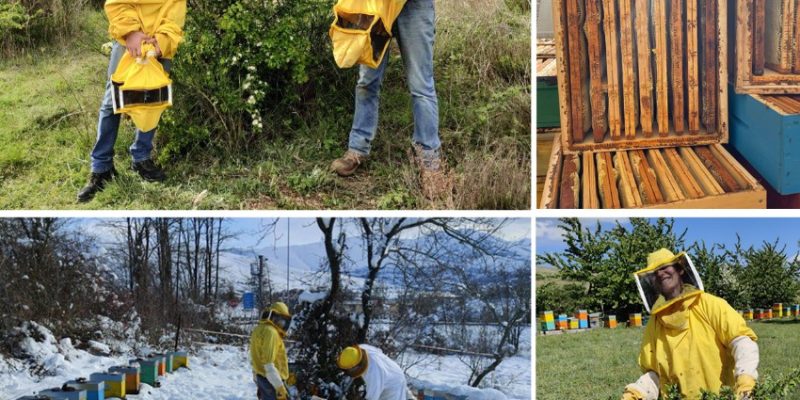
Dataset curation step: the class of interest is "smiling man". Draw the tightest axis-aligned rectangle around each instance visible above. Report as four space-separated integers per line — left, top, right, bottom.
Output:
620 249 760 400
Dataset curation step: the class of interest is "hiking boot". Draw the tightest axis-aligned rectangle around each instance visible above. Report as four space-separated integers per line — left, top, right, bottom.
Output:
330 150 368 177
132 159 166 182
413 145 449 200
77 167 117 203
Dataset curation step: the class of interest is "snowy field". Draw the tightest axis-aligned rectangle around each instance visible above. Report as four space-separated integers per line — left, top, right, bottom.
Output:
2 329 530 400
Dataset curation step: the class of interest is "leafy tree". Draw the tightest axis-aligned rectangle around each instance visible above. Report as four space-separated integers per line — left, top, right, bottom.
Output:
690 241 747 309
538 218 687 317
728 238 800 308
535 281 589 315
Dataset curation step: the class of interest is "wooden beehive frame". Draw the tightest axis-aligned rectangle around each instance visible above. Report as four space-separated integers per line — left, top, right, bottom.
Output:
733 0 800 93
552 0 729 153
540 137 766 209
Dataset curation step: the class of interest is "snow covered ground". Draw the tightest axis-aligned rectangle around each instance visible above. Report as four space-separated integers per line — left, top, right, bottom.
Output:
2 341 530 400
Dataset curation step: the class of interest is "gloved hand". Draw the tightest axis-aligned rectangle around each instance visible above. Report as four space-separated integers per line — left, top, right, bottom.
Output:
735 374 756 399
277 384 289 400
621 388 643 400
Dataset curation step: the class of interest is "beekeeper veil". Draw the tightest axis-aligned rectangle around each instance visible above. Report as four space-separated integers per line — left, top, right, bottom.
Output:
634 248 703 313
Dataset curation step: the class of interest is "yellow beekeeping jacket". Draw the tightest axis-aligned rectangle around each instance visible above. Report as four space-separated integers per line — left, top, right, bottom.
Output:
250 320 289 380
329 0 407 69
638 285 757 399
105 0 186 59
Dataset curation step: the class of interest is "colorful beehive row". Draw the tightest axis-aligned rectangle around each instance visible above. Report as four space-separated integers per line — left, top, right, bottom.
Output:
15 352 189 400
540 311 556 331
629 313 642 327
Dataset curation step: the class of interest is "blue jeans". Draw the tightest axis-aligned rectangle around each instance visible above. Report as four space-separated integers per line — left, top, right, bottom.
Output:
348 0 440 158
90 42 172 173
255 375 278 400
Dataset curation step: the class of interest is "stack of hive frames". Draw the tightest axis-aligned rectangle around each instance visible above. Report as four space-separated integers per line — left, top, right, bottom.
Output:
733 0 800 93
541 139 766 208
553 0 729 152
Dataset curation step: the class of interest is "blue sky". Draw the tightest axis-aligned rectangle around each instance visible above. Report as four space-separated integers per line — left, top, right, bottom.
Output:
537 218 800 257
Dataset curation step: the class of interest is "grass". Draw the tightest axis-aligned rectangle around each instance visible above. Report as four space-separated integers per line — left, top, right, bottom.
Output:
0 0 530 210
536 320 800 400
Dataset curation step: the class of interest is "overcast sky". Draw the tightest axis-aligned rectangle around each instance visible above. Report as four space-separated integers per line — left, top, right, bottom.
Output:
75 218 531 250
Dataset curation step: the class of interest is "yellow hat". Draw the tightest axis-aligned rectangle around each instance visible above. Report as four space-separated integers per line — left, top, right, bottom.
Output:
269 301 291 318
337 346 368 377
639 248 685 275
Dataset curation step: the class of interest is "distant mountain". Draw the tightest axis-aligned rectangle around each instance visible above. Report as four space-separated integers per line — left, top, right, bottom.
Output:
219 229 530 293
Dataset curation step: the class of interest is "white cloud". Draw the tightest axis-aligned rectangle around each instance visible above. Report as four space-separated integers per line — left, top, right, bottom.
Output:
535 219 564 241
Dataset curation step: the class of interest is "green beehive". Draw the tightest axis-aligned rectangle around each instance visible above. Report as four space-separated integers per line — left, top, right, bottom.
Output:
133 358 159 386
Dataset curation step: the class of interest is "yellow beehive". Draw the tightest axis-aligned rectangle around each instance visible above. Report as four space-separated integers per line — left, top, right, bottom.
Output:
90 372 126 398
171 351 189 369
766 308 773 319
569 317 579 329
745 309 753 320
773 303 783 318
629 313 642 327
605 315 618 329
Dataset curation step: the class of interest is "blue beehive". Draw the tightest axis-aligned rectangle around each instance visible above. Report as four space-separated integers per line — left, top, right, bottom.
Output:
730 89 800 195
37 388 87 400
63 378 104 400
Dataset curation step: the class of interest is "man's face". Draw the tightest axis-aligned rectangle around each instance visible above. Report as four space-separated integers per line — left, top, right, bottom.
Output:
654 263 683 295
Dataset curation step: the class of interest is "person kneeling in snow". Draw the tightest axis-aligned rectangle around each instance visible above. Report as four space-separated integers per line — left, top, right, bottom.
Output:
620 249 759 400
337 344 415 400
251 302 293 400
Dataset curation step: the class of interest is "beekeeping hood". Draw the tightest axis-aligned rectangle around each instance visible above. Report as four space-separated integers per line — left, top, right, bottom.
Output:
633 249 704 314
109 0 175 132
329 0 407 69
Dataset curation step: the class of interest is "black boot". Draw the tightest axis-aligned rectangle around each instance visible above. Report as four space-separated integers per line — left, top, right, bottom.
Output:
77 167 117 203
132 159 166 182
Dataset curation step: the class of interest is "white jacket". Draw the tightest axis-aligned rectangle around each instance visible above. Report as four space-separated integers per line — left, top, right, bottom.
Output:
360 344 408 400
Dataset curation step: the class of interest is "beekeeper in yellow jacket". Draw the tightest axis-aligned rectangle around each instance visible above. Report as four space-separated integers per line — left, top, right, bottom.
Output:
250 302 292 400
621 249 759 400
77 0 186 203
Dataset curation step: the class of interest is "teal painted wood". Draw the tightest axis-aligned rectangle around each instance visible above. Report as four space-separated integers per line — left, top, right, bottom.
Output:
729 88 800 195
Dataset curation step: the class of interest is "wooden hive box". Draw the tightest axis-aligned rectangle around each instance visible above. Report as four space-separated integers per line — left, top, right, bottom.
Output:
552 0 728 153
731 0 800 93
730 92 800 194
540 133 766 208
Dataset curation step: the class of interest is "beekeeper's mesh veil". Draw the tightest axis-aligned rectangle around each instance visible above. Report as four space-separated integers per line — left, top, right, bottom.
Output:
634 252 703 313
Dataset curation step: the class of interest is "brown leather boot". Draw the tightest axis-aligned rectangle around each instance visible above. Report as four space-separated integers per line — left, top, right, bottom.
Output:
330 150 368 176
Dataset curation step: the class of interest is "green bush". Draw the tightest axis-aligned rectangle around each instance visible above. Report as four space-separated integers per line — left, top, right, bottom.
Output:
0 0 90 55
160 0 352 155
654 369 800 400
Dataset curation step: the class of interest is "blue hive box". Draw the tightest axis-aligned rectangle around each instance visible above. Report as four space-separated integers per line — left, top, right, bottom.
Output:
63 378 104 400
37 388 87 400
730 89 800 195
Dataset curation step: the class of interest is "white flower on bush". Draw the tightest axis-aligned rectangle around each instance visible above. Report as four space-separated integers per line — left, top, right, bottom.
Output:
247 96 257 105
247 65 257 72
243 82 251 90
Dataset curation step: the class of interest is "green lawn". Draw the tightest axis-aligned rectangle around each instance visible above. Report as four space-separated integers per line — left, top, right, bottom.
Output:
0 2 531 210
536 320 800 400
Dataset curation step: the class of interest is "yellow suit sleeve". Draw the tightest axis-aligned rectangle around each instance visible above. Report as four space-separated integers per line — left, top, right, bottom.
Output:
702 294 757 346
637 317 658 374
105 2 143 44
154 0 186 59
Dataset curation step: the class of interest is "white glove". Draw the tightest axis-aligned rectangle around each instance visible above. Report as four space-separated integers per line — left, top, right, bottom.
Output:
624 371 660 400
731 336 759 380
264 363 287 394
